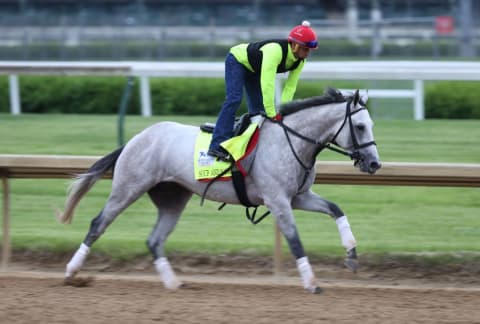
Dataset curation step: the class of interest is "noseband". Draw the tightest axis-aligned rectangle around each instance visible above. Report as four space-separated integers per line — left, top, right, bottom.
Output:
269 97 377 187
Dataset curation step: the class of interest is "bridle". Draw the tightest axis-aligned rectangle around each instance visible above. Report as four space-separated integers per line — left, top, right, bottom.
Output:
328 97 377 161
269 97 377 188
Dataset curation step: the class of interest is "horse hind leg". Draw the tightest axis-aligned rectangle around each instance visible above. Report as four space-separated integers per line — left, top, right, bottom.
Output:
65 183 152 279
147 182 192 289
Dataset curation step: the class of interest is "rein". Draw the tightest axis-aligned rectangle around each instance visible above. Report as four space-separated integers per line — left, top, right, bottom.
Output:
269 98 377 188
275 121 321 189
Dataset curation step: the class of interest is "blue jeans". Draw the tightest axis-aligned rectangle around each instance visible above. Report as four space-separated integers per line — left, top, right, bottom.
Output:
209 53 263 151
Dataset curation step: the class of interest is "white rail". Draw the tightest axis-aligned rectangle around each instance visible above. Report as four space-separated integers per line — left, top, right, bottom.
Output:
2 61 480 120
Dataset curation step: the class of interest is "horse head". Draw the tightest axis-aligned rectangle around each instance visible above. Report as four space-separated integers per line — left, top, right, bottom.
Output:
330 89 381 174
276 87 381 175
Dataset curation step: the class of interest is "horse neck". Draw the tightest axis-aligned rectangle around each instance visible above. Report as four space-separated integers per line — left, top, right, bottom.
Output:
281 102 345 156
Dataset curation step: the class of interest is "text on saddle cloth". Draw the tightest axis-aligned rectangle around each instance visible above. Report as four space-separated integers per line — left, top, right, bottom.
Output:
194 122 259 181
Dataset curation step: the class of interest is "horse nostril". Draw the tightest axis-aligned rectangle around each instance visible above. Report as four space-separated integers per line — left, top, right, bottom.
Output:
370 161 381 170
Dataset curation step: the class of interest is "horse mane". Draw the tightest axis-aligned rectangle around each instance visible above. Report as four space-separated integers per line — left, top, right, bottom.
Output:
278 87 347 116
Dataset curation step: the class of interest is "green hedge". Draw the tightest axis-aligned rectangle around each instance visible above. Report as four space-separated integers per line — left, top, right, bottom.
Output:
19 76 135 114
150 78 226 115
425 81 480 119
0 77 8 111
1 76 479 119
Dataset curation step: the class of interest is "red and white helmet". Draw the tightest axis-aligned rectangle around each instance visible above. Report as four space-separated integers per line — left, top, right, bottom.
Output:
288 20 318 49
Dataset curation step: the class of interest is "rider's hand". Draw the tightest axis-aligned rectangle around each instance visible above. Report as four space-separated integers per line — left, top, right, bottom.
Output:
261 110 282 121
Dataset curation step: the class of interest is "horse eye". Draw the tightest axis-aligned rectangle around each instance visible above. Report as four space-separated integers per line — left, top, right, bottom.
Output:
356 124 365 132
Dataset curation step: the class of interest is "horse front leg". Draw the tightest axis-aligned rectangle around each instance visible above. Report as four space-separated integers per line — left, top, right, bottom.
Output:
291 190 358 273
266 199 322 294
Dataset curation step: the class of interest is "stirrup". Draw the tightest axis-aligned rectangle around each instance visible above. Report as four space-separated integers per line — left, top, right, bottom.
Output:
208 148 233 162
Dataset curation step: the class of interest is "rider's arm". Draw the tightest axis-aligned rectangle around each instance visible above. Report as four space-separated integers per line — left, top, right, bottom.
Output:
259 43 283 118
281 60 305 103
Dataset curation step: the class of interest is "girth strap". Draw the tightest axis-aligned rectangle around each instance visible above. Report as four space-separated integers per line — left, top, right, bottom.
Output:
232 164 271 225
231 164 255 207
200 160 270 225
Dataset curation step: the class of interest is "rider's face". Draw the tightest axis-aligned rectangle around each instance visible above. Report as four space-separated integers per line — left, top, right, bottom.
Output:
292 43 312 59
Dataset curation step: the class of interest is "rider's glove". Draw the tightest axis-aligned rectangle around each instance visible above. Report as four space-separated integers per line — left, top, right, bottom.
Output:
272 113 282 121
261 110 282 121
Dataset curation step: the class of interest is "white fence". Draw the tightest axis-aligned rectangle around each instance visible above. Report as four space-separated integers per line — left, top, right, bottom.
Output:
2 61 480 120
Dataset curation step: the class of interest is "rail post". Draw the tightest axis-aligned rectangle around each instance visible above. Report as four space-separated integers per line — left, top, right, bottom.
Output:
414 80 424 120
1 177 10 270
117 76 135 147
8 75 21 115
140 76 152 117
273 223 283 276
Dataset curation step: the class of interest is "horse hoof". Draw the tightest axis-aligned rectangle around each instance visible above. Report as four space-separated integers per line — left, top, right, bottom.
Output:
64 276 94 287
344 258 359 273
164 280 185 290
344 247 359 273
306 286 323 294
313 286 323 294
178 282 187 289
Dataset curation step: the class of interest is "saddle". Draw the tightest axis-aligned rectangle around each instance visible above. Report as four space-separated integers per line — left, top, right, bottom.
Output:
200 113 270 224
200 113 253 137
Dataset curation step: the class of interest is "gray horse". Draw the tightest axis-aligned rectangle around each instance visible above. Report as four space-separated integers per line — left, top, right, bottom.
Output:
58 88 381 294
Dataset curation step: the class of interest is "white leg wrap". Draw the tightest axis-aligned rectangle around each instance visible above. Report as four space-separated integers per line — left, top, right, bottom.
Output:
336 216 357 251
154 257 183 289
65 243 90 278
296 256 317 292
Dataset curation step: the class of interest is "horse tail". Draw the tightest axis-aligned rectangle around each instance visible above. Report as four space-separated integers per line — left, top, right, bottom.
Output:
56 146 124 224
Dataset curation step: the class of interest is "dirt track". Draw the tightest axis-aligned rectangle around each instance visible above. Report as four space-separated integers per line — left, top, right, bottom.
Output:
1 272 480 324
2 259 480 324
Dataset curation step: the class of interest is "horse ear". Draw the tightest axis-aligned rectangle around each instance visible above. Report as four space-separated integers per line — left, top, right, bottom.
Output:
353 89 360 106
362 90 369 104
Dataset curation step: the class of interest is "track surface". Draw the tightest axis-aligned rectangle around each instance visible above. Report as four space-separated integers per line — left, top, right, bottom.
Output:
1 268 480 324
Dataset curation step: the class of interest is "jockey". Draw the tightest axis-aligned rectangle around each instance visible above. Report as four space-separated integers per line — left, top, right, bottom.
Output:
208 20 318 162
